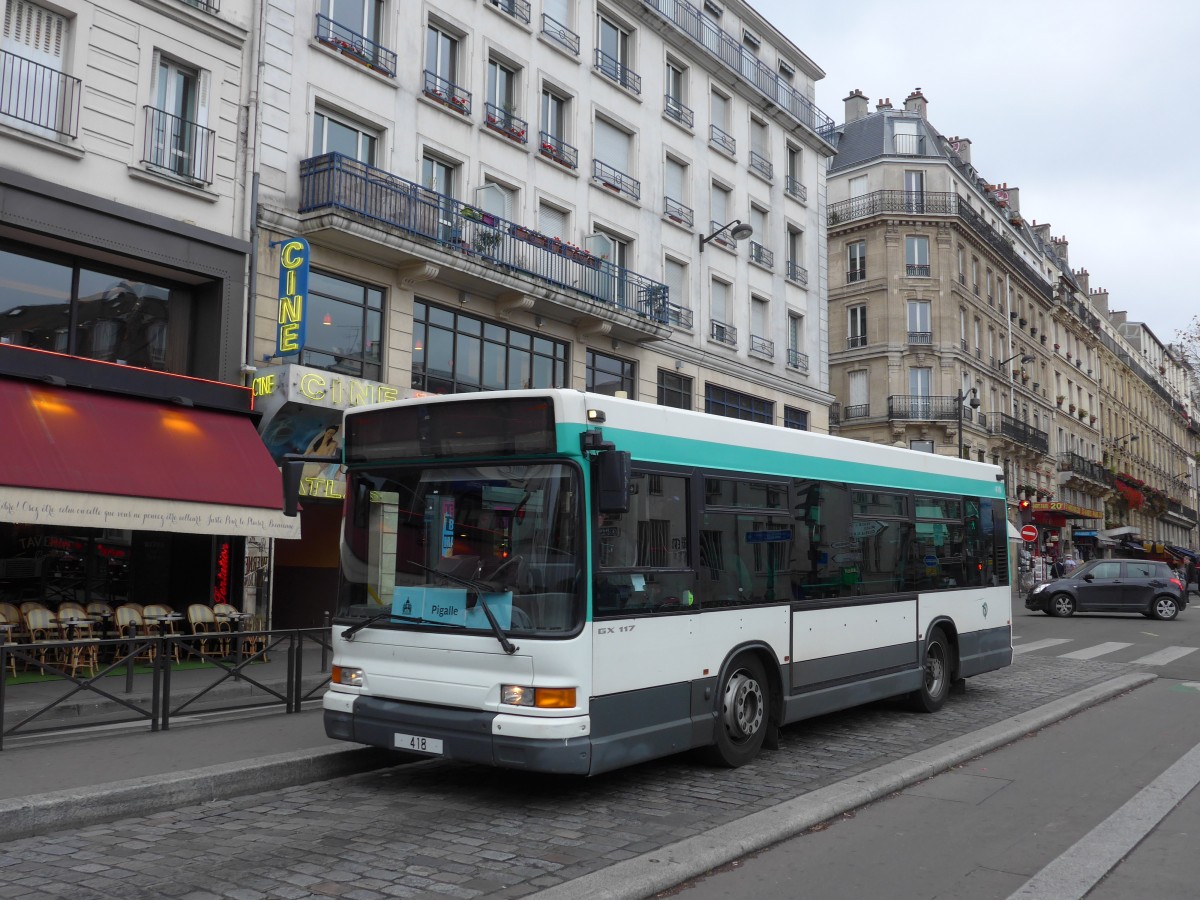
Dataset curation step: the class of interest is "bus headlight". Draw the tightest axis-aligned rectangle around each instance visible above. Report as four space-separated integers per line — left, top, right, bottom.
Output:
501 685 577 708
332 665 364 687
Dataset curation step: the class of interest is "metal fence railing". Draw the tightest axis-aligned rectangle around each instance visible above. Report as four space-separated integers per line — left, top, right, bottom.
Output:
0 49 82 138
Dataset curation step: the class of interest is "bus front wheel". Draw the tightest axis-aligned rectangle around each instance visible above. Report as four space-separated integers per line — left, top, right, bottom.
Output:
704 655 769 767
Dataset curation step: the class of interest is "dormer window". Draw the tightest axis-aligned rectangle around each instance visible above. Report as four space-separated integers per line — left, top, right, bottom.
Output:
702 0 722 18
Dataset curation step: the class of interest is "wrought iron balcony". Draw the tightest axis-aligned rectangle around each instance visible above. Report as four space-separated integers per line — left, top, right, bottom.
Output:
664 197 693 227
843 404 870 420
846 335 867 349
593 160 640 200
846 267 866 284
892 133 926 155
664 94 693 127
0 49 82 138
667 303 693 329
750 335 774 358
907 331 932 345
887 395 964 421
785 176 807 202
483 102 528 143
640 0 835 141
315 14 397 77
539 132 577 169
828 190 1054 301
995 412 1049 454
749 151 773 180
540 14 579 54
710 319 737 347
706 220 737 251
142 106 215 184
487 0 530 25
710 124 735 155
906 264 931 277
1058 451 1113 486
183 0 220 12
786 261 808 285
298 153 670 324
594 49 641 93
749 242 773 269
423 70 471 115
787 349 809 371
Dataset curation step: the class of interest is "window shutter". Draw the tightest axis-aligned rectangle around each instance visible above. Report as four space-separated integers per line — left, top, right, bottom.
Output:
665 158 684 202
538 202 567 240
543 0 569 24
3 0 67 69
193 67 212 180
664 259 686 308
710 279 727 321
710 186 727 223
848 370 868 407
593 118 627 170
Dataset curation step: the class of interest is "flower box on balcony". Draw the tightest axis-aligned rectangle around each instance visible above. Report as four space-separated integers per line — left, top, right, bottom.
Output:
1090 415 1097 424
1069 404 1076 413
1056 396 1064 406
1054 343 1061 350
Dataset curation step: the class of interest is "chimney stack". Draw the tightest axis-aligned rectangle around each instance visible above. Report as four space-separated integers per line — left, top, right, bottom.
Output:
1108 308 1126 326
1002 184 1020 214
1074 268 1089 293
844 88 869 123
1091 287 1110 315
903 88 928 118
949 135 972 164
876 97 892 111
1051 236 1069 267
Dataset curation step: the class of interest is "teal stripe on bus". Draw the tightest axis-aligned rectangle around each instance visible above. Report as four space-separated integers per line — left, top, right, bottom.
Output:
557 424 1005 498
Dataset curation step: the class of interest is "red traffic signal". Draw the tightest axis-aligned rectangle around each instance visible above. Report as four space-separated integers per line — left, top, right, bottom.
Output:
1018 499 1032 511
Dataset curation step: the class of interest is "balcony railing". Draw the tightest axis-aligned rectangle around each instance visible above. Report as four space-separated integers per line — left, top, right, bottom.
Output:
298 153 670 324
787 349 809 371
710 319 737 346
785 176 807 202
183 0 220 12
594 49 641 93
423 70 471 115
892 133 926 155
906 264 931 277
540 14 579 54
141 105 215 184
1058 451 1113 486
907 330 932 345
664 94 693 127
0 49 82 138
887 395 963 421
483 102 528 143
640 0 835 141
706 220 736 251
786 261 808 286
750 335 774 357
593 160 640 200
709 124 735 155
749 151 773 180
847 335 867 349
748 242 773 269
664 196 694 227
843 404 870 420
539 131 577 168
315 14 397 77
828 190 1054 301
667 303 693 329
487 0 531 24
846 268 866 284
996 412 1049 454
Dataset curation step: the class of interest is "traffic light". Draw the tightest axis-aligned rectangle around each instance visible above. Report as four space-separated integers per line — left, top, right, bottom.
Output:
1017 498 1032 524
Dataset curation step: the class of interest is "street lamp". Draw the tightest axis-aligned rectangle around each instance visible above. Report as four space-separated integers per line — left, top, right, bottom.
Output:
957 388 980 459
1105 433 1140 449
997 352 1036 371
699 219 754 253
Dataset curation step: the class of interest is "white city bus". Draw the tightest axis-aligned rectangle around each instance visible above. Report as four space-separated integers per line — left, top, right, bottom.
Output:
321 390 1012 774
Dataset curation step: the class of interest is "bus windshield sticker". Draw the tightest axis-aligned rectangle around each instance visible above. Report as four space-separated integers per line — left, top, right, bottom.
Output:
392 585 513 629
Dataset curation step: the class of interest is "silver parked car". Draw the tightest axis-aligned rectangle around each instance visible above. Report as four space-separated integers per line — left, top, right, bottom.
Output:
1025 558 1186 620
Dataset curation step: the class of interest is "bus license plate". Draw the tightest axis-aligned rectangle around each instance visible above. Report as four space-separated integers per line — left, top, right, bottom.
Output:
394 732 443 755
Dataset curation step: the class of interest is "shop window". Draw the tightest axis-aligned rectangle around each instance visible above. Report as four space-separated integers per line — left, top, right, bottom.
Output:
299 270 383 379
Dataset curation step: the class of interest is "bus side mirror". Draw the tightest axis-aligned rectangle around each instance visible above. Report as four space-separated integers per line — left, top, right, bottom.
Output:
596 450 631 514
282 460 305 517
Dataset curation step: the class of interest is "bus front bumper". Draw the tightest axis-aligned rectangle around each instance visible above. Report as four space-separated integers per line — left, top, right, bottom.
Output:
323 691 593 775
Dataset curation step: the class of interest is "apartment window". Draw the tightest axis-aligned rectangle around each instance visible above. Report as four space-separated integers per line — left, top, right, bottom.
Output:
596 13 637 91
750 296 769 342
304 270 384 379
587 348 635 398
709 90 733 153
783 407 808 431
847 240 865 282
664 59 691 126
905 235 929 276
705 385 772 424
664 156 690 224
848 304 867 348
425 24 459 82
959 308 967 348
657 369 692 409
748 207 769 266
664 257 688 325
541 86 567 141
907 299 931 343
986 269 994 301
903 170 924 211
312 107 377 163
786 227 804 283
849 174 868 198
957 245 966 284
847 370 868 416
2 0 78 138
785 144 804 199
146 54 212 182
710 277 728 323
321 0 383 42
594 117 633 181
421 153 457 240
911 440 935 453
971 256 980 294
973 317 981 353
486 59 516 111
537 201 568 240
413 301 567 393
749 117 771 179
787 312 805 370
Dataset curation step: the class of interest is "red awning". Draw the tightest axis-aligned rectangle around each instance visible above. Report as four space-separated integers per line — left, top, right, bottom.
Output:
0 380 300 538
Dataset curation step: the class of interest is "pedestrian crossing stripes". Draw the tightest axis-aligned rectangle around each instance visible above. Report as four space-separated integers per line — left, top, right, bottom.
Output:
1012 637 1200 666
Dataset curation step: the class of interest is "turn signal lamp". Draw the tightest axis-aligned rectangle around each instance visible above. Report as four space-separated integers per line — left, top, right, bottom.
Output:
332 665 364 687
501 685 577 708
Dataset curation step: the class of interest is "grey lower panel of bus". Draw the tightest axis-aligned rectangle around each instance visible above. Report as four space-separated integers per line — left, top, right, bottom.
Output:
324 697 592 775
588 680 718 776
789 642 917 692
957 624 1014 677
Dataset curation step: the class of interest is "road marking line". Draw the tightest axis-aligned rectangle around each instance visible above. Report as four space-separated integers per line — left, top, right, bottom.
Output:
1058 641 1132 659
1013 638 1073 655
1129 646 1199 666
1007 736 1200 899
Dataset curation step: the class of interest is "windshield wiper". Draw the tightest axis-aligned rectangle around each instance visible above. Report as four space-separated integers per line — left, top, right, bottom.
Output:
408 559 520 655
341 610 414 641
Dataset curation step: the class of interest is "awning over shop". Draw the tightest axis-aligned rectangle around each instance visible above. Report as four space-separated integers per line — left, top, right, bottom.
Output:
1 379 300 539
1167 545 1199 562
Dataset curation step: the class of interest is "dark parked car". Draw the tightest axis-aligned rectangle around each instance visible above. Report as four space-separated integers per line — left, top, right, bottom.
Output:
1025 558 1186 620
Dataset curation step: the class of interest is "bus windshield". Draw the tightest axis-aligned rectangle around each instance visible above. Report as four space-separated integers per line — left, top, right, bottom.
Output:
337 462 584 636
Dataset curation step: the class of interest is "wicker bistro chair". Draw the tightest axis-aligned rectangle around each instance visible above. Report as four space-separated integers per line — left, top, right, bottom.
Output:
86 602 115 639
113 603 155 664
142 604 182 663
22 606 62 671
187 604 225 657
0 603 24 676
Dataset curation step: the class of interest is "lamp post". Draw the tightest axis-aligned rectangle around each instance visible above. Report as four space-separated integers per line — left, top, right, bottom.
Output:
957 388 980 459
699 219 754 253
997 352 1036 371
1106 433 1140 450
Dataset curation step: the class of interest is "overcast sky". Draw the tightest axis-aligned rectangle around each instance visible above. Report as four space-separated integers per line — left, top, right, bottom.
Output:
753 0 1199 347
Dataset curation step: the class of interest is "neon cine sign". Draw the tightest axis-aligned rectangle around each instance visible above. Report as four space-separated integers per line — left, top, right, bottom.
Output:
275 237 310 357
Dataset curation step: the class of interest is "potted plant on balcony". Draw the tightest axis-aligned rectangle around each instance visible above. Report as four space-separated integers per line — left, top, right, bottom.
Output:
1077 407 1087 420
1066 350 1072 360
1056 395 1065 407
1090 414 1097 425
1069 403 1076 413
1054 343 1061 351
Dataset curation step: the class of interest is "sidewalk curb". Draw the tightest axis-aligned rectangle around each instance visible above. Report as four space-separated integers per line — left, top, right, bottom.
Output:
0 744 398 842
532 671 1157 900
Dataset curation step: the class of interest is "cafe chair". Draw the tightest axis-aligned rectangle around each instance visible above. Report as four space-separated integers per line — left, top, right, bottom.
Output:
187 604 224 657
86 602 115 639
142 603 181 663
61 615 100 678
240 613 268 661
23 606 62 671
57 601 89 621
113 603 155 664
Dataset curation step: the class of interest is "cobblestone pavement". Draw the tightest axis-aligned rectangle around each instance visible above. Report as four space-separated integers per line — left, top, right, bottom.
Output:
0 656 1134 899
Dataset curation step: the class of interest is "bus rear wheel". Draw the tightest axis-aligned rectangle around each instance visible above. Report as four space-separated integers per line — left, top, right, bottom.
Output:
704 655 769 767
908 627 952 713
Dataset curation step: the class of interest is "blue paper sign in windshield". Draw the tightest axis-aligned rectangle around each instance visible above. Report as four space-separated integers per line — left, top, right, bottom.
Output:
392 586 513 629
